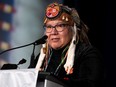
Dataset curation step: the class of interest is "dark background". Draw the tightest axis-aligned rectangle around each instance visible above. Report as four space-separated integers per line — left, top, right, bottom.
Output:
63 0 115 87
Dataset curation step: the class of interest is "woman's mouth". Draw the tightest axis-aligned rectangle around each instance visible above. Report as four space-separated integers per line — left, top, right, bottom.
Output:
51 38 60 42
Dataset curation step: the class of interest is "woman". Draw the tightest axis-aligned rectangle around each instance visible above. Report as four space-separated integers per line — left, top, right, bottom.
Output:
30 2 104 87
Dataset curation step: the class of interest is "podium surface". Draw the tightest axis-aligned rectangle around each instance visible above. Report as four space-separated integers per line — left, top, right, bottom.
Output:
0 69 38 87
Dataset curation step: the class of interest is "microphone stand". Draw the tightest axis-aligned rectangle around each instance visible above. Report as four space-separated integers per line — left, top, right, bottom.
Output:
0 35 48 69
0 42 35 55
28 43 36 68
0 35 47 55
0 42 36 69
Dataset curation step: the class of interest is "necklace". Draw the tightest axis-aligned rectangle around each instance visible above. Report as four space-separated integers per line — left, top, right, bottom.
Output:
44 45 69 75
54 46 69 76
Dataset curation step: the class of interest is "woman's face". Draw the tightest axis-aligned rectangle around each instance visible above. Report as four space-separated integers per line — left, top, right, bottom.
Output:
45 20 73 50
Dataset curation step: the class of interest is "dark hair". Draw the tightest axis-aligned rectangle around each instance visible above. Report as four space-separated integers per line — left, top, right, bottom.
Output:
78 20 90 44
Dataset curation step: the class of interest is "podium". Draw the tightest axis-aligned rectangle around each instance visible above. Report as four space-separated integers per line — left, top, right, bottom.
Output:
0 69 68 87
36 72 68 87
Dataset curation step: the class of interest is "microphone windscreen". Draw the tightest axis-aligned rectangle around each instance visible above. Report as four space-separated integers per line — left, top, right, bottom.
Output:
35 35 48 45
18 58 27 65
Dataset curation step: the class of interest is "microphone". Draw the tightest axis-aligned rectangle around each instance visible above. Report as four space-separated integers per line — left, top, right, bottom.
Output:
0 35 48 55
34 35 48 45
1 58 27 70
17 58 27 65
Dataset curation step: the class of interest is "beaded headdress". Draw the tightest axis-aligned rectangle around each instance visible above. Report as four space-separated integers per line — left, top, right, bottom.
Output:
44 2 80 26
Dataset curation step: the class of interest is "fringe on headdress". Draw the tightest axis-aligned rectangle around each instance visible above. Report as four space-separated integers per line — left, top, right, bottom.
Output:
64 23 77 74
35 44 46 71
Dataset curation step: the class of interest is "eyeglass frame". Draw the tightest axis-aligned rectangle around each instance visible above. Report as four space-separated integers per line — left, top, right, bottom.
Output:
43 23 71 33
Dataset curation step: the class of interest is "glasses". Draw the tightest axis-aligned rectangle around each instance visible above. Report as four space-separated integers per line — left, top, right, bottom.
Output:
44 23 70 33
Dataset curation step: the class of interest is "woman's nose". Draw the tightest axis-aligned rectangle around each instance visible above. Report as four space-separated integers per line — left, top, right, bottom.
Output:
50 28 58 34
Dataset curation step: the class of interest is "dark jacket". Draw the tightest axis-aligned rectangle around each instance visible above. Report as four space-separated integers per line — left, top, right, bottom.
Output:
29 42 104 87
